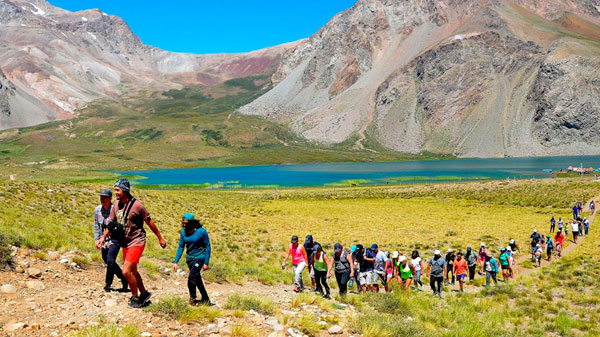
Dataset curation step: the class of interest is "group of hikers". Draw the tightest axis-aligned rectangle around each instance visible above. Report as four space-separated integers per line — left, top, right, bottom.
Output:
93 179 212 308
92 179 591 307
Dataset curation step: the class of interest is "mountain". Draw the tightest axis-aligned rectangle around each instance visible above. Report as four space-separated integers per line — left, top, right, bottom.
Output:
240 0 600 157
0 0 296 130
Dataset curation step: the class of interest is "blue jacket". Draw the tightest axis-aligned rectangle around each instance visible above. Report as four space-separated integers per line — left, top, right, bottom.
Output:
174 228 211 265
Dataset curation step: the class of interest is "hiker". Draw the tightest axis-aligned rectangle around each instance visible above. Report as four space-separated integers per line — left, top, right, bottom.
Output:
355 245 372 293
530 229 542 260
506 246 515 278
477 243 487 275
384 252 394 290
545 234 553 262
173 213 212 306
427 250 447 298
389 251 400 290
445 248 456 285
590 200 595 215
573 204 579 219
554 230 565 258
534 243 543 267
578 202 583 217
363 245 378 292
352 244 365 292
398 256 415 291
571 220 579 243
558 217 564 233
93 188 128 293
508 239 520 255
97 178 167 308
453 252 467 292
332 243 354 296
312 244 332 298
372 244 388 292
583 217 590 236
550 216 556 233
304 235 319 290
282 235 308 293
484 252 498 287
465 247 477 281
410 250 425 291
499 247 510 282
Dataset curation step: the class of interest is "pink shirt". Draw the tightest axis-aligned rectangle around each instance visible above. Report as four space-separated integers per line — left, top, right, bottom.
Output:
290 244 305 265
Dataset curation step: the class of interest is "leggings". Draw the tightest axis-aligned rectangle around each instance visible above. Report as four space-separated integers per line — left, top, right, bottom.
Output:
446 264 455 283
468 265 476 281
101 244 126 288
314 269 330 296
187 259 209 302
430 276 443 294
335 271 350 296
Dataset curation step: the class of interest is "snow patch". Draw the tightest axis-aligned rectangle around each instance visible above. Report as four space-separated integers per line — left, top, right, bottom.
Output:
30 4 45 16
81 17 88 22
87 32 97 40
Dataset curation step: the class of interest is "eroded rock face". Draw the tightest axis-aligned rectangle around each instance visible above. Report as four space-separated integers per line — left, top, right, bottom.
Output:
240 0 600 157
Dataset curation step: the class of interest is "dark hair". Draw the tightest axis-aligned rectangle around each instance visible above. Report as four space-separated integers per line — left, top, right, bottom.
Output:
412 250 419 259
184 219 202 231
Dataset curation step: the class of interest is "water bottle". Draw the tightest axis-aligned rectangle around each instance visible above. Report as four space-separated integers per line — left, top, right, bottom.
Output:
349 277 354 288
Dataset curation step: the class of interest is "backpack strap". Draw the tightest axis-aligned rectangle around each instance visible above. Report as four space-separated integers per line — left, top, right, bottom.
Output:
121 198 136 233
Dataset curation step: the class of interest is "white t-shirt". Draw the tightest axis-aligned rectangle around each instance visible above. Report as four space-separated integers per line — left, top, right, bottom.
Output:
571 222 579 232
410 257 422 271
558 220 564 228
374 251 387 273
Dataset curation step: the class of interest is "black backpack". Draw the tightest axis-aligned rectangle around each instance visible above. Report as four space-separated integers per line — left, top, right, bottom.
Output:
107 198 135 243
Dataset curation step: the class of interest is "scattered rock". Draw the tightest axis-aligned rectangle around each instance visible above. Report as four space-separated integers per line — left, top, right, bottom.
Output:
141 333 152 337
27 268 42 278
59 258 69 264
105 299 117 307
1 284 17 294
25 280 45 291
273 324 285 331
220 325 232 335
5 322 26 331
15 266 24 273
266 319 279 326
17 249 30 257
47 251 59 260
328 325 343 334
206 324 218 334
287 328 302 337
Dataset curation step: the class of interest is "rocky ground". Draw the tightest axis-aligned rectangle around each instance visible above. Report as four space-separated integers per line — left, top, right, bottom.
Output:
0 249 356 337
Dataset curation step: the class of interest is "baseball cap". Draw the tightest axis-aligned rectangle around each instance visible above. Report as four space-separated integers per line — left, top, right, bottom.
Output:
480 242 485 247
486 252 492 257
534 229 537 233
392 251 399 259
291 235 298 244
334 243 343 253
399 256 407 262
305 235 313 244
447 248 453 253
371 244 378 250
500 247 506 251
510 239 515 244
434 250 441 256
100 188 112 197
182 213 195 221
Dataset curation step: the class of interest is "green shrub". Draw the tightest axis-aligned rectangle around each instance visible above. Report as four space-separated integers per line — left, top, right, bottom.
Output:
68 323 138 337
0 231 21 267
224 294 275 315
145 296 221 323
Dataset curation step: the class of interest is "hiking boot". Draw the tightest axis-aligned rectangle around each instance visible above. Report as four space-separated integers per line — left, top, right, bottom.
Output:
139 291 152 305
128 296 143 309
323 293 331 299
103 285 113 292
438 292 443 299
433 291 438 297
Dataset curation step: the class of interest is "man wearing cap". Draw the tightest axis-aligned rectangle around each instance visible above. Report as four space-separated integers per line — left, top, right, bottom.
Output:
332 243 354 296
283 235 308 292
372 244 388 292
173 213 212 305
427 250 447 298
363 244 378 292
304 235 320 290
94 188 128 292
97 178 167 308
530 229 542 260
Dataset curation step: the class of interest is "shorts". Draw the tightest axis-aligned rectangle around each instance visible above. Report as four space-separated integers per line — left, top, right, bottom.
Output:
501 265 509 270
530 247 537 254
358 272 369 285
309 266 315 279
122 245 145 264
387 273 393 280
367 271 379 285
457 274 466 281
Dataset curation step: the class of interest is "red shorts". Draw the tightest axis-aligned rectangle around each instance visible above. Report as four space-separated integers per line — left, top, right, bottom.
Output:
122 245 145 264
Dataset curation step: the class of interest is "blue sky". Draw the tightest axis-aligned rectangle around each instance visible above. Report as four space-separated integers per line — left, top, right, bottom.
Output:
49 0 357 54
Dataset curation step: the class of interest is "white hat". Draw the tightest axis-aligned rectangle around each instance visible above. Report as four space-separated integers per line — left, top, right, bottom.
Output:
434 250 441 255
399 256 407 262
510 239 515 244
534 229 537 233
507 247 512 251
480 242 485 247
536 243 541 247
447 248 453 253
392 251 399 259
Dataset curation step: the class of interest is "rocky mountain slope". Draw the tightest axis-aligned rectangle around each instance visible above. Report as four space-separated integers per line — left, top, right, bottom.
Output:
240 0 600 157
0 0 296 130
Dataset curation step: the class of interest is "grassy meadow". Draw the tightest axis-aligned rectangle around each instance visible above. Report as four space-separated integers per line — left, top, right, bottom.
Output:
2 175 600 336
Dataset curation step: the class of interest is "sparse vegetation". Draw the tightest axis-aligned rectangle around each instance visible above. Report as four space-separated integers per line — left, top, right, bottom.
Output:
145 296 221 323
225 294 275 315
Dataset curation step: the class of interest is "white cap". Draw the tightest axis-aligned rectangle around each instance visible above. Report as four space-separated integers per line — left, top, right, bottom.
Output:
434 250 441 255
507 247 512 251
447 248 453 253
510 239 515 244
399 256 407 262
534 229 537 233
392 251 399 259
536 243 541 247
480 242 485 247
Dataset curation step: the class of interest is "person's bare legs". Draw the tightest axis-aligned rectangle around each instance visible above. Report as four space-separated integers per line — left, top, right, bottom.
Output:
133 265 146 295
123 261 138 297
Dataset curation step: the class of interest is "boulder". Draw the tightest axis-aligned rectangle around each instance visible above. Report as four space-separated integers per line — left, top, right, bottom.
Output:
205 324 218 334
25 280 45 291
1 284 17 294
328 325 343 334
27 268 42 278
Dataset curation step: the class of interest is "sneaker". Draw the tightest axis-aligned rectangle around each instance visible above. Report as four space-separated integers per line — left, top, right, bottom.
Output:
128 296 143 309
438 292 443 299
116 286 130 293
420 285 425 291
433 291 438 297
189 297 197 306
199 299 214 306
139 291 152 305
103 285 113 292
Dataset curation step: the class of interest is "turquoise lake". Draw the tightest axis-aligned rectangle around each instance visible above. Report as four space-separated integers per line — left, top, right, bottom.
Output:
119 155 600 188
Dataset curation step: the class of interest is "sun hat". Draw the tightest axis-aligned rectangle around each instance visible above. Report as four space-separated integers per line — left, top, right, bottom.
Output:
510 239 515 244
182 213 195 221
486 252 492 257
392 251 399 259
534 229 537 233
399 256 407 262
447 248 453 253
434 250 441 256
480 242 485 247
507 247 512 251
